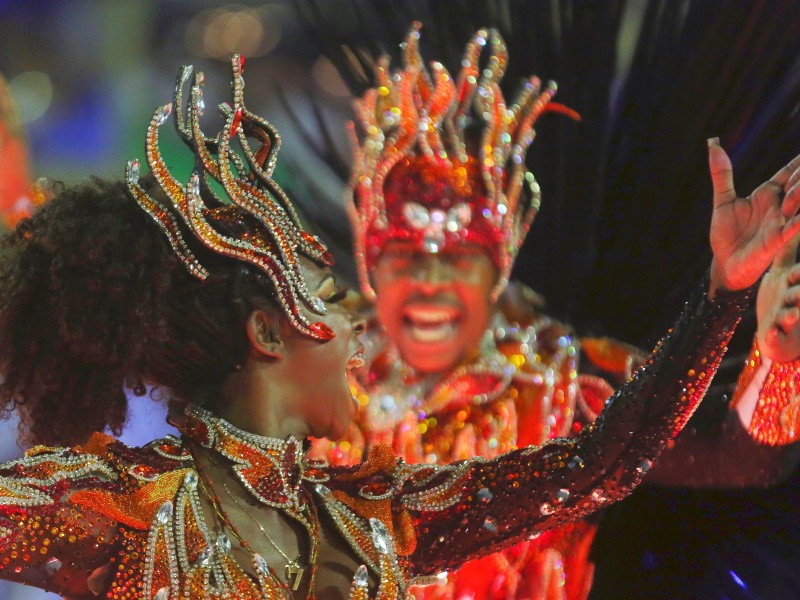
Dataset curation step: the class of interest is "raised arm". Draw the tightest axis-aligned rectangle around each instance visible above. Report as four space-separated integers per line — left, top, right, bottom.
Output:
400 141 800 575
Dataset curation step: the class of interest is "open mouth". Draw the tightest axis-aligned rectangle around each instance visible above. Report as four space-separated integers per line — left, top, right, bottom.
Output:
347 347 366 370
402 305 462 344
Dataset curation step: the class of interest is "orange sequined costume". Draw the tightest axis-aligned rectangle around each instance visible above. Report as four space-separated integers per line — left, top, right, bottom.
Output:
316 303 640 600
315 298 640 600
330 21 639 600
730 339 800 446
0 278 752 598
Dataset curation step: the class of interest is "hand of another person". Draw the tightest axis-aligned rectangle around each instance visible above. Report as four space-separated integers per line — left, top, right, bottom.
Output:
756 232 800 362
708 138 800 295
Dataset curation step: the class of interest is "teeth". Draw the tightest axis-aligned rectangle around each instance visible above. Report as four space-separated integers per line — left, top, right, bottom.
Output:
404 308 459 325
408 321 455 343
347 350 366 369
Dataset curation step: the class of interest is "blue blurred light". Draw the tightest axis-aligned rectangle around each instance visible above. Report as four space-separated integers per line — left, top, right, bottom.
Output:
729 570 748 590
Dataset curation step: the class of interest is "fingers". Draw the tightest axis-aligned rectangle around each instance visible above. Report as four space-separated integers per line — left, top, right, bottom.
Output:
789 262 800 286
786 158 800 191
770 151 800 187
765 323 786 349
775 306 800 333
781 213 800 249
784 284 800 307
708 137 735 207
783 177 800 219
773 231 800 270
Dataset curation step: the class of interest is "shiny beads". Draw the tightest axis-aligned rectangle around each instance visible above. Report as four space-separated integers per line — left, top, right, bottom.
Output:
127 54 336 342
732 339 800 445
156 501 173 524
0 283 749 598
348 24 558 301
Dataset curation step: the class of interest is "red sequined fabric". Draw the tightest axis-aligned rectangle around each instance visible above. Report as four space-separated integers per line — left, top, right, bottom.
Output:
0 280 752 598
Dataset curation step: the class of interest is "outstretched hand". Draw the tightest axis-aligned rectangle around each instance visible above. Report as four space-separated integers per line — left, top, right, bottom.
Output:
708 138 800 296
756 232 800 362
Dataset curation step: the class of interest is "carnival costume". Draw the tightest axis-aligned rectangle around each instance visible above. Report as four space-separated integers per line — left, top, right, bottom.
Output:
731 339 800 446
318 24 636 599
0 55 753 599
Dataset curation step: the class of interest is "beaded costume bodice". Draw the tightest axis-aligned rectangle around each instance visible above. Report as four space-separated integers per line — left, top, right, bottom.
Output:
0 280 752 599
313 308 621 599
353 313 583 464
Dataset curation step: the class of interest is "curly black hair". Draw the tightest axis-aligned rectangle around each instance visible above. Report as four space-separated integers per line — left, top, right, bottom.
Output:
0 177 275 446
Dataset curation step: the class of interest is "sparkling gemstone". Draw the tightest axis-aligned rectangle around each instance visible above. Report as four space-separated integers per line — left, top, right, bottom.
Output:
454 203 472 225
567 455 585 470
154 103 172 125
636 459 653 474
527 530 541 541
482 516 498 533
44 557 62 574
539 502 554 516
188 173 200 197
156 501 173 524
370 518 391 554
128 160 140 183
315 483 334 500
154 587 169 600
445 214 460 232
555 488 570 504
230 108 243 136
310 296 326 313
430 209 445 224
183 470 198 491
354 564 369 587
476 487 493 503
403 202 430 228
196 545 212 567
254 553 269 575
591 488 606 502
238 55 246 73
216 533 232 554
197 93 206 114
422 231 444 254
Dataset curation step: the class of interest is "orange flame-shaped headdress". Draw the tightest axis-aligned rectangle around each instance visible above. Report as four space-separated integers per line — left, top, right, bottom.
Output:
349 23 563 300
126 55 336 341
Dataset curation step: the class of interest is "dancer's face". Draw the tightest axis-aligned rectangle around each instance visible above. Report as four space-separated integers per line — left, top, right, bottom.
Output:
276 257 366 440
373 240 497 374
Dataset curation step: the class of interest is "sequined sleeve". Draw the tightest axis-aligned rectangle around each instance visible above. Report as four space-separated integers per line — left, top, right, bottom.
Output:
400 276 753 576
0 444 123 597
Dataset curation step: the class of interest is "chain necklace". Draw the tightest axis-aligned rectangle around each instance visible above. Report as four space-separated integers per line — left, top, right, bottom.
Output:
176 405 323 594
206 451 308 591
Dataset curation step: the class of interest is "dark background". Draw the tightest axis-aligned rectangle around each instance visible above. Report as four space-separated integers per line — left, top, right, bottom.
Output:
3 0 800 348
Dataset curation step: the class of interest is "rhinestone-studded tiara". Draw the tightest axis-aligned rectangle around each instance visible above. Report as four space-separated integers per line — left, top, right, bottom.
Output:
349 23 567 300
126 55 336 341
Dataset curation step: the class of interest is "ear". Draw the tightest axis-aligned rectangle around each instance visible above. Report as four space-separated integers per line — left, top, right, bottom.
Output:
246 310 284 359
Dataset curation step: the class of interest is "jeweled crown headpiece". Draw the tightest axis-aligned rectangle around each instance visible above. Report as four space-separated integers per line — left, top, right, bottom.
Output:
349 23 563 300
126 55 336 341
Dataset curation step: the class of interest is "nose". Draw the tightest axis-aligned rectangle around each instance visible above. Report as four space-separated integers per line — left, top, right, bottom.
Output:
416 254 451 286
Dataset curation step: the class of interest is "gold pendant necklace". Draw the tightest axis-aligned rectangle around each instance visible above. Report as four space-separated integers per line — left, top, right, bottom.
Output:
208 452 308 591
